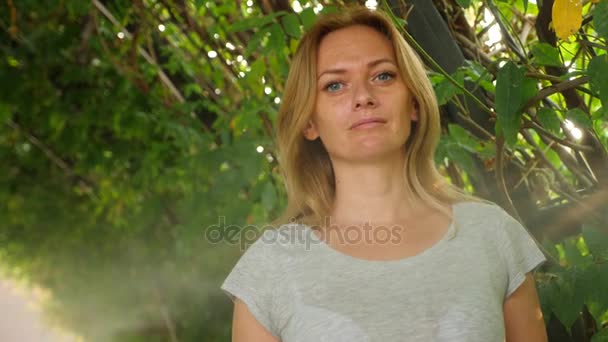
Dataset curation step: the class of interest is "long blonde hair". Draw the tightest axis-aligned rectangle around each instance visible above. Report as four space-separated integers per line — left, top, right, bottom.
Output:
271 5 483 229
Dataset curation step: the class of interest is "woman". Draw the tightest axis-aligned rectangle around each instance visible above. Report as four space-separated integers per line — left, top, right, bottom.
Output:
221 5 548 342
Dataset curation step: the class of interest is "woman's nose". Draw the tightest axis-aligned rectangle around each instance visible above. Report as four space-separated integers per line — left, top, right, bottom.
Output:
352 82 377 109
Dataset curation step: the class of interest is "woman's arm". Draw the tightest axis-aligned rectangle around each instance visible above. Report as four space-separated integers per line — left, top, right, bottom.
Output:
503 273 548 342
231 298 282 342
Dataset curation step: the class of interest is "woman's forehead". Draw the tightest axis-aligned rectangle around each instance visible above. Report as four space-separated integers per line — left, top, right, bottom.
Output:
317 25 393 62
318 26 391 52
316 26 395 68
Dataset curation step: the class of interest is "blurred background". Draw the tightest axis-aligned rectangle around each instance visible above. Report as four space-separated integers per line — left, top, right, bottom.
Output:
1 0 607 341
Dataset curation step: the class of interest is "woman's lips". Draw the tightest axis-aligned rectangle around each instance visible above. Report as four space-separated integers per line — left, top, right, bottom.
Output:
350 117 387 129
352 121 385 129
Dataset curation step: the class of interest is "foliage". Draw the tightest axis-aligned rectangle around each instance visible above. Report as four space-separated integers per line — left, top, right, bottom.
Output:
0 0 607 340
428 1 608 337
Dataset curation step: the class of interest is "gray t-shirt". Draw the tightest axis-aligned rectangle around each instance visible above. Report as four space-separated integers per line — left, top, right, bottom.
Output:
220 201 547 341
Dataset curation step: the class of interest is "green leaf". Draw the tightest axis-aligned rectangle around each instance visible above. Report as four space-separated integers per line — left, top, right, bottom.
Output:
433 71 464 106
554 269 586 332
463 61 495 92
537 107 561 134
566 108 592 129
228 11 286 33
267 52 289 80
0 102 11 124
281 13 301 38
582 224 608 261
267 23 286 53
538 281 556 326
455 0 471 8
320 6 338 15
513 0 536 15
531 43 562 67
184 83 203 97
539 267 586 333
593 1 608 40
66 1 90 17
475 141 496 159
446 145 477 179
300 8 317 31
591 328 608 342
229 16 271 33
261 182 276 211
49 112 67 139
448 124 480 152
194 0 205 9
589 55 608 107
447 123 496 159
245 58 266 97
562 237 592 269
495 62 536 147
435 134 449 166
443 128 481 180
246 27 269 56
289 38 299 55
541 239 561 260
580 263 608 329
592 107 608 122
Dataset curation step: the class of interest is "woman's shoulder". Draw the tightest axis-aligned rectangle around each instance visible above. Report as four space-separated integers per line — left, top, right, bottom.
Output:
454 199 518 232
456 199 508 216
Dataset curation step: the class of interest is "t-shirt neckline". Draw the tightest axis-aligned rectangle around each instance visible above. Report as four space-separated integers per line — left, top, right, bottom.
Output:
302 202 461 265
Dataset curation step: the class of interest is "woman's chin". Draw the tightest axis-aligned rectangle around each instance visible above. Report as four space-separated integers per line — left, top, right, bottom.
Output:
345 145 404 162
355 137 406 152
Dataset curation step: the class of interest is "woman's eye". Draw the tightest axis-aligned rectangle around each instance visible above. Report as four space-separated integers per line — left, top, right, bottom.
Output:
325 82 343 92
376 72 395 82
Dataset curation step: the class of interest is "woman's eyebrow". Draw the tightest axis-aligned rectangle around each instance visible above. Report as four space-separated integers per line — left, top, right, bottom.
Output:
317 58 395 80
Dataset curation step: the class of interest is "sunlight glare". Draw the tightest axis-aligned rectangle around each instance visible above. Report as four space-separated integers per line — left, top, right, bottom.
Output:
564 120 583 140
482 9 502 49
292 0 303 13
365 0 378 10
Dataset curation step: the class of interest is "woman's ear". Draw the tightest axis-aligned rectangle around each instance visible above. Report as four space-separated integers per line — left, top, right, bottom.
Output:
411 109 418 122
303 120 319 140
411 101 419 122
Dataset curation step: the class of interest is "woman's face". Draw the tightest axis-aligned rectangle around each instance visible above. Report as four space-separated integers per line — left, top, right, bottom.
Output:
304 25 418 162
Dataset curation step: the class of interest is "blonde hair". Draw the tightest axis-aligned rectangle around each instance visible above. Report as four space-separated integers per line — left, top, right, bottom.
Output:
271 5 483 229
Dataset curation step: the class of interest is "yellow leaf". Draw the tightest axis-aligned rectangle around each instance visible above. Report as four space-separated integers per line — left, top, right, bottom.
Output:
552 0 583 40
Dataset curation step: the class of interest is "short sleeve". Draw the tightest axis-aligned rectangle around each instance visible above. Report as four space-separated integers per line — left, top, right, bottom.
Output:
220 229 281 338
497 207 547 299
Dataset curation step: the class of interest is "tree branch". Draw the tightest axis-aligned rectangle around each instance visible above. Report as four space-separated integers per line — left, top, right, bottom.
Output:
6 119 98 200
523 76 589 111
91 0 211 133
523 118 594 152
